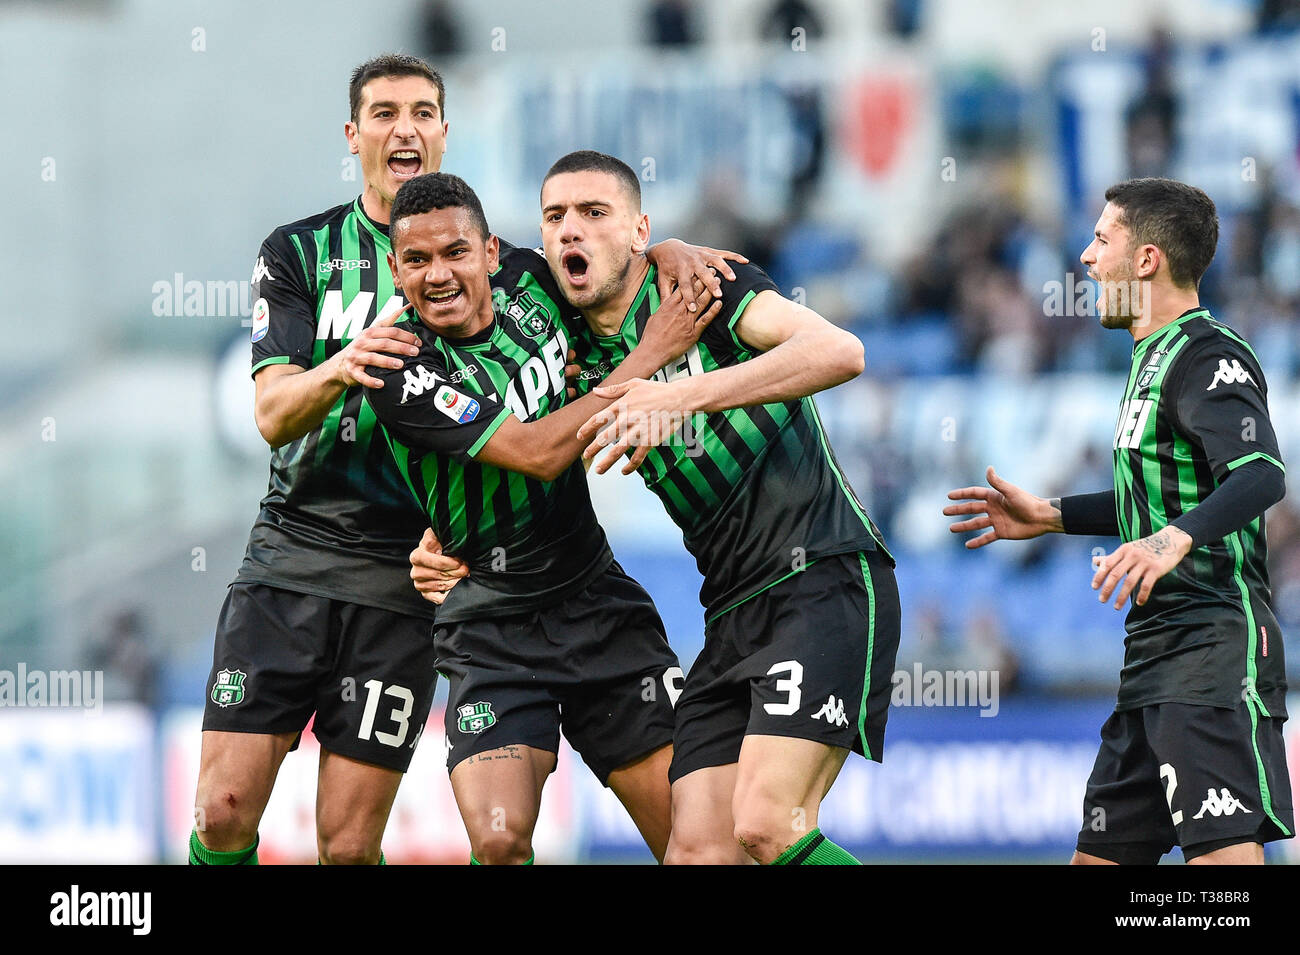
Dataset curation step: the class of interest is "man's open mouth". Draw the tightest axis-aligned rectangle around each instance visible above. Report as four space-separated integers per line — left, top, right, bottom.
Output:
425 287 462 307
562 249 590 284
388 150 421 179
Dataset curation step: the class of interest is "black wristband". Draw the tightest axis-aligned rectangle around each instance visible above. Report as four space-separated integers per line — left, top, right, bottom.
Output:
1059 490 1120 536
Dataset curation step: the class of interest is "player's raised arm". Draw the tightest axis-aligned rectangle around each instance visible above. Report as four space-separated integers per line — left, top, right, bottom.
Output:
251 233 420 446
366 282 719 484
645 237 748 308
474 283 721 481
943 466 1070 549
575 285 865 473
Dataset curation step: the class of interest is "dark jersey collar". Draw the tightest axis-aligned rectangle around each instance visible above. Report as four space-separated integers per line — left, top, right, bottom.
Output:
353 196 391 245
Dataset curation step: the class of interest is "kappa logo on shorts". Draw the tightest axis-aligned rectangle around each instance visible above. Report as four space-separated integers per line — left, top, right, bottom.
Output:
457 701 496 734
211 669 247 708
1191 788 1252 819
812 694 849 727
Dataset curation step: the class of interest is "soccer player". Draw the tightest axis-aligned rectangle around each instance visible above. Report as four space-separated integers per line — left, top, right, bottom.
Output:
192 54 451 866
365 172 722 864
944 178 1291 865
414 150 899 865
194 54 730 866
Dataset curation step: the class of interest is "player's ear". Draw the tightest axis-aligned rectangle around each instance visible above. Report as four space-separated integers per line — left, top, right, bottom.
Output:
630 212 650 255
486 233 500 272
388 251 401 289
1136 243 1160 280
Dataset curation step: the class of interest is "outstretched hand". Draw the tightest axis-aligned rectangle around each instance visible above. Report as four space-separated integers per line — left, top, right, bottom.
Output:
943 466 1060 548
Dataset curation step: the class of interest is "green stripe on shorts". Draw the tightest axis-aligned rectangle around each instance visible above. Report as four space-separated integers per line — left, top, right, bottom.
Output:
856 552 876 761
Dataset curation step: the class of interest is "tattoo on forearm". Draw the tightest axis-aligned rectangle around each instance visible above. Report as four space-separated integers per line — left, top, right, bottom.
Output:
1049 498 1061 512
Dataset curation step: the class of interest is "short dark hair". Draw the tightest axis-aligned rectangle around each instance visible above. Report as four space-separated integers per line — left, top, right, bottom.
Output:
349 54 445 125
390 173 490 243
1103 178 1219 289
542 150 641 209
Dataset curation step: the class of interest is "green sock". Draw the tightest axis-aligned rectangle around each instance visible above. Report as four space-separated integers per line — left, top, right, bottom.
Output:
770 829 859 865
469 852 534 865
189 830 259 865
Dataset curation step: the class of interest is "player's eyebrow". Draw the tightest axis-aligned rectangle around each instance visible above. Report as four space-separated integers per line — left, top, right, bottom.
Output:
368 99 440 113
541 199 613 216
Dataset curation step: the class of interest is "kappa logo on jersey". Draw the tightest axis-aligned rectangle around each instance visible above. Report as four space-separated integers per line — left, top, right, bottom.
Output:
1191 788 1252 819
250 297 270 343
250 256 274 286
448 363 479 385
579 360 612 382
434 385 480 424
1206 358 1255 391
1137 349 1168 389
211 669 247 708
812 695 849 727
457 701 496 734
502 290 551 340
1113 397 1154 450
318 258 371 274
401 364 443 404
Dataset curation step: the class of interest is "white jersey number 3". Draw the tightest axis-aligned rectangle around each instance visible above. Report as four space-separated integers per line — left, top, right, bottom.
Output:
763 660 804 716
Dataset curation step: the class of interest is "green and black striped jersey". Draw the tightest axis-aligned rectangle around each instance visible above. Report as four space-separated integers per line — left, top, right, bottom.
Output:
364 243 612 625
236 198 433 619
568 259 892 620
1112 307 1286 715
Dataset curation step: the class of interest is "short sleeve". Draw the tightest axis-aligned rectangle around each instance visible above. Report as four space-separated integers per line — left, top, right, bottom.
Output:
365 331 514 461
1169 337 1284 482
698 261 780 357
250 230 316 376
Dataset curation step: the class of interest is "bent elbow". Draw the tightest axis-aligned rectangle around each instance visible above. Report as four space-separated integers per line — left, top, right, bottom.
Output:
838 331 865 381
536 458 566 483
254 409 280 447
254 404 293 448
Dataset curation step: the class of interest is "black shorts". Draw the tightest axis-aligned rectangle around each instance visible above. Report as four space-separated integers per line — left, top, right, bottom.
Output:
1075 700 1294 863
435 561 679 786
202 582 439 773
669 549 902 783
